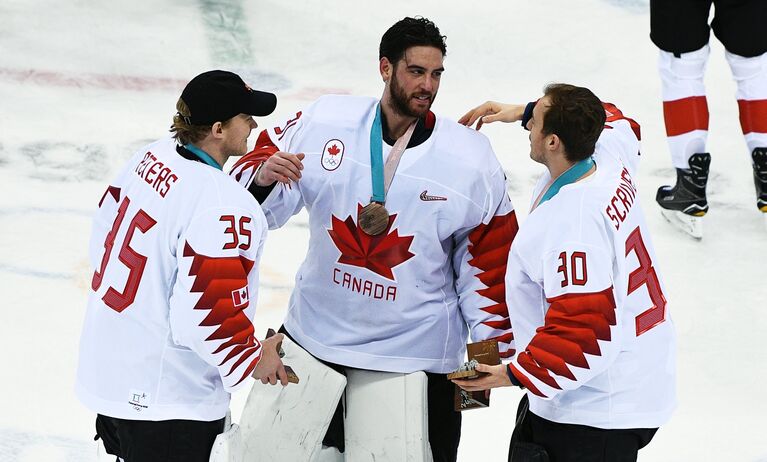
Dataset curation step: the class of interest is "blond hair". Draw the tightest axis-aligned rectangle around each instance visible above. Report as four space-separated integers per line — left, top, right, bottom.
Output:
169 98 213 145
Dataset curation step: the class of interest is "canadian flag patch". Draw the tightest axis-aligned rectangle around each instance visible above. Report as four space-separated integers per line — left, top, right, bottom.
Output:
321 139 344 171
231 286 249 308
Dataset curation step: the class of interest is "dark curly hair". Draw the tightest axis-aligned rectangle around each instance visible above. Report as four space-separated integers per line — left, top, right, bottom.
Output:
541 83 606 162
379 17 447 64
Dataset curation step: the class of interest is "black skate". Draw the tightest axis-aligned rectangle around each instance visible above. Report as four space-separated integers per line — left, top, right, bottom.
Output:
656 153 711 239
752 147 767 212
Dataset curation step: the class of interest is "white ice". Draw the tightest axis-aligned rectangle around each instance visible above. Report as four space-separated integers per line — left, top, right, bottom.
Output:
1 0 766 460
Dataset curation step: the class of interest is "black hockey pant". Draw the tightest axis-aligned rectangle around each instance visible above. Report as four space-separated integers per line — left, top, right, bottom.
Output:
508 395 658 462
651 0 767 57
95 414 225 462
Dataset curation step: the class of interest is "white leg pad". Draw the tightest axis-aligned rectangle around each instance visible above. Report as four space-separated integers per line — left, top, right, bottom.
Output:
726 51 767 152
726 51 767 99
315 445 344 462
211 337 347 462
209 422 242 462
344 370 433 462
658 45 709 101
658 46 711 169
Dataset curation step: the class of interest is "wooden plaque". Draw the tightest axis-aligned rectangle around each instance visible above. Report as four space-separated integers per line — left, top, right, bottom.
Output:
451 339 500 411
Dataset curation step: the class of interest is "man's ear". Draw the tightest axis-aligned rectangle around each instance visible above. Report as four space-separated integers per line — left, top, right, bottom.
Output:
211 121 225 139
379 57 392 83
548 134 560 152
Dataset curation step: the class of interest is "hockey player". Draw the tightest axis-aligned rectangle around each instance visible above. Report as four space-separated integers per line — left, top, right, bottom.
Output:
454 85 676 461
229 17 518 461
651 0 767 237
75 70 289 462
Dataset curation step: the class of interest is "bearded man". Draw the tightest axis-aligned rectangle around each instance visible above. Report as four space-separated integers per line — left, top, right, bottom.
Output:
230 17 518 461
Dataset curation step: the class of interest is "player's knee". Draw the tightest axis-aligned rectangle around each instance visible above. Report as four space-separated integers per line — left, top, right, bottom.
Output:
658 45 709 82
726 50 767 83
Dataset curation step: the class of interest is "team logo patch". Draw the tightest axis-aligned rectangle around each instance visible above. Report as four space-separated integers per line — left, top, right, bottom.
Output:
232 286 249 308
321 139 344 171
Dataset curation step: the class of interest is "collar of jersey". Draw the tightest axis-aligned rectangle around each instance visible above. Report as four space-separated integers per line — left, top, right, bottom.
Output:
538 156 595 206
184 143 222 170
379 106 435 149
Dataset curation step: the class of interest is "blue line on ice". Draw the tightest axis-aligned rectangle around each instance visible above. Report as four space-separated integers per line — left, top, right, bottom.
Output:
0 264 74 280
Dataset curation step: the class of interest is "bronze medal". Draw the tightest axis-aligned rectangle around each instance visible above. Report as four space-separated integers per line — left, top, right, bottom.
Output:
358 202 389 235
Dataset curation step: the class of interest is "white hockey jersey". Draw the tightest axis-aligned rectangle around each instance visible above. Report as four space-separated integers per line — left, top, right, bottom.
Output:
505 104 676 429
76 136 268 421
231 95 518 373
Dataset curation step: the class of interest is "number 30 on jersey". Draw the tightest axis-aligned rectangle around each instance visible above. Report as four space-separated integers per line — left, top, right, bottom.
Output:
555 226 667 337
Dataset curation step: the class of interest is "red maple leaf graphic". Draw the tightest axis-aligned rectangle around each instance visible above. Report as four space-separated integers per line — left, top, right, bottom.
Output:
183 243 261 387
327 204 414 280
328 144 340 155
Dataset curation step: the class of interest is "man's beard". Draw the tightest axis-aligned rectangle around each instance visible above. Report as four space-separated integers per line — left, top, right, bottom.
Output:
389 72 434 118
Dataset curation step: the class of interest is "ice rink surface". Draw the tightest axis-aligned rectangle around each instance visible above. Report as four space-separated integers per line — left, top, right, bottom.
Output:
1 0 766 460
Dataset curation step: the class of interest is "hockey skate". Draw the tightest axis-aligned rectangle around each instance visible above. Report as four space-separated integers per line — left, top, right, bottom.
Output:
656 153 711 240
753 147 767 230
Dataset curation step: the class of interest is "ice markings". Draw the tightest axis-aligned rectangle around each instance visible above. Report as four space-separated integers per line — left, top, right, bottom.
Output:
0 264 73 280
0 206 92 218
197 0 290 92
0 427 96 462
601 0 649 14
19 142 107 182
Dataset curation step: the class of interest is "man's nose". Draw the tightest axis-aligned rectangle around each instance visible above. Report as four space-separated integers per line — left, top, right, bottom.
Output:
420 76 435 93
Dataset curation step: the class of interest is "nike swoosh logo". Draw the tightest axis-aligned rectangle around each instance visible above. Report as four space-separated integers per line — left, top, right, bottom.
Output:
420 190 447 201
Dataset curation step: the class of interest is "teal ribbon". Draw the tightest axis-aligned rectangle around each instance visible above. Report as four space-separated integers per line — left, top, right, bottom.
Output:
538 157 595 206
184 144 222 170
369 104 386 203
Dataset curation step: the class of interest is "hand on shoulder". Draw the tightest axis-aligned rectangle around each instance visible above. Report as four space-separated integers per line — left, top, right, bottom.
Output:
458 101 526 131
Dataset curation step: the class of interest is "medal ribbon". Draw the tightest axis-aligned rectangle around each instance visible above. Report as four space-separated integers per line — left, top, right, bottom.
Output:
369 103 416 203
533 156 595 209
184 144 222 170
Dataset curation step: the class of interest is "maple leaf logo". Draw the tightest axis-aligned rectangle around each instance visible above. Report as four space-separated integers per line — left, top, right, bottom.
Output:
328 144 340 155
327 204 415 280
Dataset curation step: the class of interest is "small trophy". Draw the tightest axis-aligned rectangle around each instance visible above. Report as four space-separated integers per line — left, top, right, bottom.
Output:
447 339 500 411
266 328 300 384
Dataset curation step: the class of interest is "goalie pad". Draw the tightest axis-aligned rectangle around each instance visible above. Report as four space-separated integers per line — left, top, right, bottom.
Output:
344 370 433 462
209 411 242 462
210 337 346 462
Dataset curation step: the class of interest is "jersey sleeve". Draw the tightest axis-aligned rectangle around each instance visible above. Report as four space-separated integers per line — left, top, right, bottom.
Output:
452 163 519 358
598 102 642 176
229 110 308 229
171 204 267 393
507 217 625 400
229 130 280 188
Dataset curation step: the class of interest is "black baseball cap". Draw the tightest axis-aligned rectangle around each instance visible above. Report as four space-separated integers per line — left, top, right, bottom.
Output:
180 70 277 125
